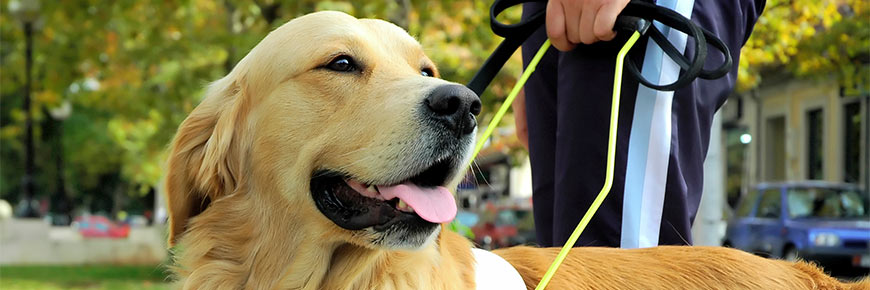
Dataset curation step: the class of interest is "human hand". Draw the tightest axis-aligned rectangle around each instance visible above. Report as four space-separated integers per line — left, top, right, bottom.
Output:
545 0 631 51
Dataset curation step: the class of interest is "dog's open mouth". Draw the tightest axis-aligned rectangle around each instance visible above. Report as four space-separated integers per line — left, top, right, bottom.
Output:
310 158 458 231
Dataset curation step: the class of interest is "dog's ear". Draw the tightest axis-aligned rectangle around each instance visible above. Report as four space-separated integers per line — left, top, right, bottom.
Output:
165 76 250 247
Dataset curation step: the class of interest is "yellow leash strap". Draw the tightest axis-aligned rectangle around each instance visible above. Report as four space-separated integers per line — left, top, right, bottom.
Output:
468 38 552 164
464 31 642 290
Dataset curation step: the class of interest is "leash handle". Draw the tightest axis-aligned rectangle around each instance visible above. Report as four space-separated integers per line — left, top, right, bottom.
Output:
618 0 732 90
466 0 733 95
466 0 544 96
615 16 651 35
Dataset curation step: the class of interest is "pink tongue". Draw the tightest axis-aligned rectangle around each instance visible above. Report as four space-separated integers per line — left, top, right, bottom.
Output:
378 183 457 224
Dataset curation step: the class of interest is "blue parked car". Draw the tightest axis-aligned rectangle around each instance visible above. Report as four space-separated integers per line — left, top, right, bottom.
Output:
724 182 870 270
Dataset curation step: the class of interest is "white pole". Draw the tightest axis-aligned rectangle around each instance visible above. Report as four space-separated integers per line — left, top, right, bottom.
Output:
154 178 167 225
692 109 726 246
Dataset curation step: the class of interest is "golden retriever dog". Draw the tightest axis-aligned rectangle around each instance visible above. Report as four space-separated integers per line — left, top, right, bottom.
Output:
165 11 868 290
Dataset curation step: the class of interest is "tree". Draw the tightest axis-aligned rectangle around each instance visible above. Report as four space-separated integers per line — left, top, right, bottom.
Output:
9 0 859 217
737 0 868 92
0 0 521 216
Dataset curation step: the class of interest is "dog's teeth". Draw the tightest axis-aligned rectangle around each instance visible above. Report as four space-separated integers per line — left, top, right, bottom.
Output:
397 200 414 212
366 185 376 193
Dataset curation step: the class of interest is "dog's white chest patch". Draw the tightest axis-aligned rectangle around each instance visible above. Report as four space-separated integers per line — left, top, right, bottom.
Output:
471 248 526 290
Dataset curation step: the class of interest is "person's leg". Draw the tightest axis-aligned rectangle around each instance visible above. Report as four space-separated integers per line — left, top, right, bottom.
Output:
522 3 559 247
550 38 641 247
655 0 764 245
617 0 696 248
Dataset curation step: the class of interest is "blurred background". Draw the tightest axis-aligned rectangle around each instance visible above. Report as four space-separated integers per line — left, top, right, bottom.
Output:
0 0 867 289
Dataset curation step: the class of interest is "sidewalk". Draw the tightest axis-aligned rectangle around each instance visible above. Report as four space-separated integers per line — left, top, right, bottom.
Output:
1 219 168 265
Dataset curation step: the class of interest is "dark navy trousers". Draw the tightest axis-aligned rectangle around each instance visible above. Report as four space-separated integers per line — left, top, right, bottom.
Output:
521 0 764 248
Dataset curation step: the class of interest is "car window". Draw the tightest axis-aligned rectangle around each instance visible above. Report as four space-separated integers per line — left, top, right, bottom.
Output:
787 187 869 219
735 189 760 217
840 191 868 217
787 188 815 218
756 188 781 218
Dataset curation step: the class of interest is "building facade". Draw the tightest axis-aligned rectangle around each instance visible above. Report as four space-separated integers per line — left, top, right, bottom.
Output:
722 76 869 201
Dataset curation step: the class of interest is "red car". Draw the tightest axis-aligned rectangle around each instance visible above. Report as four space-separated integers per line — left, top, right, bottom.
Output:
472 207 535 249
74 215 130 238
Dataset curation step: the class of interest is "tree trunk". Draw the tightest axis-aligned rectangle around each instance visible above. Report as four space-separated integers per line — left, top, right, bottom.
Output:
19 21 38 218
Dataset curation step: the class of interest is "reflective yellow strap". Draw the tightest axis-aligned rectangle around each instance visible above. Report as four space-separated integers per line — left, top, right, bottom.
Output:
469 39 552 164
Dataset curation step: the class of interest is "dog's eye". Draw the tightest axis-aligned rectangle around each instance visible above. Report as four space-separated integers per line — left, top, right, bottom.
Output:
421 68 434 77
326 56 357 72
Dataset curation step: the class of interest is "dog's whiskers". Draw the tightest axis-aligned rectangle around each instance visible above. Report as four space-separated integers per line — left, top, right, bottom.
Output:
333 156 380 174
668 220 691 245
469 160 491 188
337 145 381 158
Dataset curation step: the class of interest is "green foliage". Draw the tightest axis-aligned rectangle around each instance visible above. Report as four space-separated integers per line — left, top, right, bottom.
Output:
0 0 870 213
0 0 521 211
447 219 476 240
738 0 868 92
4 0 860 212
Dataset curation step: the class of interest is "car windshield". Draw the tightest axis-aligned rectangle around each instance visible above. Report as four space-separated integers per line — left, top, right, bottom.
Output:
787 187 869 219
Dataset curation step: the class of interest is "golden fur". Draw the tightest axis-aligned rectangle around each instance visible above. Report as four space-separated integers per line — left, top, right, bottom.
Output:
496 246 869 290
166 11 476 289
165 11 868 290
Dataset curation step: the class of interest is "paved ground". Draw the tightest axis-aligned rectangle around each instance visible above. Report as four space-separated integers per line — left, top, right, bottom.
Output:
1 219 167 265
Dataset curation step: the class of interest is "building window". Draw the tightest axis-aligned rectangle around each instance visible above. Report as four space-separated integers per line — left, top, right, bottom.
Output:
807 109 823 180
844 102 862 183
765 116 786 181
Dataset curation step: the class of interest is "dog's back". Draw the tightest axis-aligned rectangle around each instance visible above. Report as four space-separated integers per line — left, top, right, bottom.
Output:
495 245 869 290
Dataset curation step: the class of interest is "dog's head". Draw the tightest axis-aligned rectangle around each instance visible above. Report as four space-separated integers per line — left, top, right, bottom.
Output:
165 11 479 251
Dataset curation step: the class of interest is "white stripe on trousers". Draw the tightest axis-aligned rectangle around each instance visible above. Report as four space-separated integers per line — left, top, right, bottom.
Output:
620 0 696 249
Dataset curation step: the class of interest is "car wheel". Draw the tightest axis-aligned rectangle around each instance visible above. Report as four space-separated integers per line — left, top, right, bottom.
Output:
783 246 799 262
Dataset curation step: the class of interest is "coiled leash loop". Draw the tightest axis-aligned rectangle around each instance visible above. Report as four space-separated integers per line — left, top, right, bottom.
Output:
467 0 731 96
463 0 734 289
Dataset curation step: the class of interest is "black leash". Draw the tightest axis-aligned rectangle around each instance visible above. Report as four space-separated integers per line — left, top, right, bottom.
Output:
466 0 733 95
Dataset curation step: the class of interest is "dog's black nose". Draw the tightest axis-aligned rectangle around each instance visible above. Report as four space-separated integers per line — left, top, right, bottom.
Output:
424 84 481 136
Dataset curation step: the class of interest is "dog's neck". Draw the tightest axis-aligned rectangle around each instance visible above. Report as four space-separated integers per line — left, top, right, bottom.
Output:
172 190 475 290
